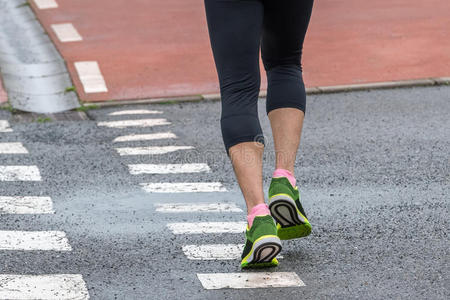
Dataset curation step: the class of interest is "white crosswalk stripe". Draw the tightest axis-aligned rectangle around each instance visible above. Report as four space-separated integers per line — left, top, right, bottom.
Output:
182 244 283 260
0 196 54 214
0 166 42 181
197 272 305 289
113 132 177 143
141 182 227 193
108 109 163 116
183 244 243 260
0 120 12 132
155 203 242 213
167 222 246 234
98 119 170 128
0 143 29 154
129 163 210 174
116 145 193 156
0 230 72 251
0 274 89 299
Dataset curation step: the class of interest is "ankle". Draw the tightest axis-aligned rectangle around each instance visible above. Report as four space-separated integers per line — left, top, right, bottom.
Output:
273 168 296 188
247 203 270 228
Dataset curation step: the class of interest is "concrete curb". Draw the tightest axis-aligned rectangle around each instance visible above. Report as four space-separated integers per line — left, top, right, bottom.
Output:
81 77 449 107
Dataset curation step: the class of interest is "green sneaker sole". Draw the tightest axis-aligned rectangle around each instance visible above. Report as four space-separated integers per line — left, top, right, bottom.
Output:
269 194 311 240
240 235 281 269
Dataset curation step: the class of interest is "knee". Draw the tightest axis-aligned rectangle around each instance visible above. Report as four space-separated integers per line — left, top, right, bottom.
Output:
219 71 261 102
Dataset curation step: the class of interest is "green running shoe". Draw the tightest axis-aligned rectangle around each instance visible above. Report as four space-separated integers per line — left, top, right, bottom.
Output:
240 215 282 269
268 177 311 240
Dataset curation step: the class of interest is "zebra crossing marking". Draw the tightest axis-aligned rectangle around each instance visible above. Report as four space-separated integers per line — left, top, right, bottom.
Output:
108 109 163 116
155 203 242 213
0 143 29 154
197 272 305 289
182 244 283 260
0 230 72 251
97 119 170 128
0 166 42 181
128 163 210 175
141 182 227 193
167 222 246 234
116 145 193 156
113 132 177 143
0 196 54 214
0 274 89 299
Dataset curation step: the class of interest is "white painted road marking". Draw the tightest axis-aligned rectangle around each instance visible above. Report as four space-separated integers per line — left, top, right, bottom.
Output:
116 146 193 156
167 222 246 234
33 0 58 10
108 109 163 116
0 274 89 299
74 61 108 93
183 244 283 260
113 132 177 143
0 231 72 251
98 119 170 128
155 203 242 213
51 23 83 42
0 166 41 181
0 120 12 132
129 163 210 174
197 272 305 289
183 244 243 260
0 196 54 214
0 143 28 154
141 182 227 193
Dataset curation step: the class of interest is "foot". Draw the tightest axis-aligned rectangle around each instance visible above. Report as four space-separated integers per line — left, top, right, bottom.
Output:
240 215 282 268
268 177 312 240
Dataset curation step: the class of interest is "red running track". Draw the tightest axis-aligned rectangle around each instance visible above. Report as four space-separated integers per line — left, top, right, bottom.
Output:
31 0 450 102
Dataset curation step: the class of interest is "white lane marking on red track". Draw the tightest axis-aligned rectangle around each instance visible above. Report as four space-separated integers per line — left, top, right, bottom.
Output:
0 274 89 299
155 203 242 213
0 120 12 132
116 146 193 156
0 143 28 154
182 244 283 260
33 0 58 9
197 272 305 289
97 119 170 128
113 132 177 143
140 182 227 193
167 222 246 234
0 230 72 251
51 23 83 42
0 166 41 181
108 109 163 116
0 196 54 214
128 163 210 174
74 61 108 93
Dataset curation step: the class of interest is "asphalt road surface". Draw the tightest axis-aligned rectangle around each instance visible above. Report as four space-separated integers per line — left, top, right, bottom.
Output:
0 86 449 299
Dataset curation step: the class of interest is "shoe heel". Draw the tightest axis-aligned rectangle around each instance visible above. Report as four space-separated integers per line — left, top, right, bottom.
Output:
269 194 305 227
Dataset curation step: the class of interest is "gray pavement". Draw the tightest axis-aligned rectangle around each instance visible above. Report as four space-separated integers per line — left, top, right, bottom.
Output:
0 86 449 299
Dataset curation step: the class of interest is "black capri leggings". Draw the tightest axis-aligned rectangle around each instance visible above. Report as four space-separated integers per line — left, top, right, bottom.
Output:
204 0 314 153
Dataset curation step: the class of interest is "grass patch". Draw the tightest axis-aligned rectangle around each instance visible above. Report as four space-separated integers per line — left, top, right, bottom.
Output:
16 1 30 8
0 104 18 113
75 104 99 112
36 117 52 123
65 86 76 93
